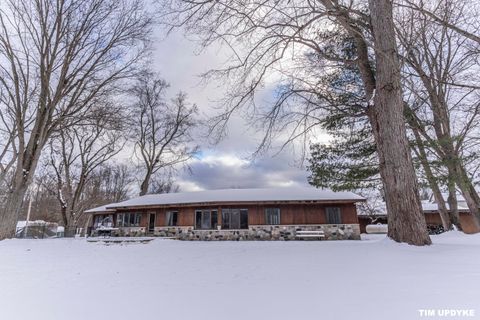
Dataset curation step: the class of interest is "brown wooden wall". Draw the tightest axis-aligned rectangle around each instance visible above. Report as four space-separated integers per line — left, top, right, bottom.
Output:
109 202 359 228
148 207 196 227
424 212 479 234
359 212 480 234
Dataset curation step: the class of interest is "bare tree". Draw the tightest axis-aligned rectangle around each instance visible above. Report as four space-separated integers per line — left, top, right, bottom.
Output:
149 175 180 194
397 1 480 229
45 104 125 231
0 103 17 186
160 0 431 244
407 112 454 230
307 1 480 233
399 0 480 45
84 164 134 204
0 0 152 239
28 162 134 230
23 177 62 224
366 0 430 244
130 71 199 196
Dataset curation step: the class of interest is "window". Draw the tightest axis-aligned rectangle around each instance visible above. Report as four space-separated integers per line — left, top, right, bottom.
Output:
326 207 342 224
265 208 281 225
94 215 102 228
103 216 113 227
195 209 218 229
222 209 248 229
166 211 178 226
116 213 142 227
93 215 113 228
117 214 123 227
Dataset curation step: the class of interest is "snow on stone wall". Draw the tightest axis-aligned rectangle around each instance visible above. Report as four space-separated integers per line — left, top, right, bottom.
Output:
149 224 360 241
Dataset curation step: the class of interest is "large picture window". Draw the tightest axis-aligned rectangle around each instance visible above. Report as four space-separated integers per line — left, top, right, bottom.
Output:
166 211 178 226
116 213 142 227
195 209 218 229
326 207 342 224
265 208 281 225
222 209 248 229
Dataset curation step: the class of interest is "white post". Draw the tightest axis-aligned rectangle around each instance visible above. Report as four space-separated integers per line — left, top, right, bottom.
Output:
24 196 33 238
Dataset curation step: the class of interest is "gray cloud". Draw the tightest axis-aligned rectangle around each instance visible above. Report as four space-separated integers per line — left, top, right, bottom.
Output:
176 151 309 191
151 29 313 191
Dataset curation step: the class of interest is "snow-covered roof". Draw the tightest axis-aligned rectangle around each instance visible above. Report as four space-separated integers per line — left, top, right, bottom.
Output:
439 193 466 202
102 187 364 210
421 201 470 212
15 220 57 229
84 204 117 213
357 200 470 216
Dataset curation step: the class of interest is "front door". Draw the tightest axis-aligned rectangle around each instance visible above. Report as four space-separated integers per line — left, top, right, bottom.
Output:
148 213 156 233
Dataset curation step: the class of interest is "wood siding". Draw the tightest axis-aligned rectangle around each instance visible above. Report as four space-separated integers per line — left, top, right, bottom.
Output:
358 212 480 234
109 202 359 228
424 212 479 234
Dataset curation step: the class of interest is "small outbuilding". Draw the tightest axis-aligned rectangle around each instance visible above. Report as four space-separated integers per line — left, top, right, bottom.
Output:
358 200 479 234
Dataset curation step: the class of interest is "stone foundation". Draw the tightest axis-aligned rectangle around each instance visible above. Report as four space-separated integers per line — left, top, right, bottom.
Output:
116 227 146 237
150 224 360 241
91 227 146 237
248 224 360 241
153 226 193 237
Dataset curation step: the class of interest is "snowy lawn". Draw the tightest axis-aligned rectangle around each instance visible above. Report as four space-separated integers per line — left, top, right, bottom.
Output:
0 233 479 320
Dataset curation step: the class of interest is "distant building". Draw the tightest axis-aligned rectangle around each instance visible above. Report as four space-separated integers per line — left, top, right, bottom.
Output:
85 187 365 240
15 220 60 238
358 200 479 234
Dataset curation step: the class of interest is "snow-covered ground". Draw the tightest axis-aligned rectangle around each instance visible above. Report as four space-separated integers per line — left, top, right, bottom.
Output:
0 233 479 320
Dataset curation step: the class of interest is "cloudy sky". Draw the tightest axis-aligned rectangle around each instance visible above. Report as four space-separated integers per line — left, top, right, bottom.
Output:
150 29 314 192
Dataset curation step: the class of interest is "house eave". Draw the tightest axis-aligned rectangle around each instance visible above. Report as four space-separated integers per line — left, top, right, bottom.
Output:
106 199 365 211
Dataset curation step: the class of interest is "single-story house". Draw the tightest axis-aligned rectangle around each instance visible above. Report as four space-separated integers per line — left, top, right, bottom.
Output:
85 187 365 240
358 200 479 234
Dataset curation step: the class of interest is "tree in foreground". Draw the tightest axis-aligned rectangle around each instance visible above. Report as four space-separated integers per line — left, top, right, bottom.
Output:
0 0 152 239
160 0 431 245
398 0 480 230
367 0 430 244
308 0 480 234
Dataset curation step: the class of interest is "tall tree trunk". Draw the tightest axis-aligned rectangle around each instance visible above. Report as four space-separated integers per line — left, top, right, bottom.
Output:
458 163 480 206
446 161 480 230
139 169 153 196
415 66 479 230
436 125 480 229
64 207 77 237
368 0 431 245
411 127 452 231
0 185 28 240
447 183 462 231
403 37 471 231
0 146 43 239
60 205 69 230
